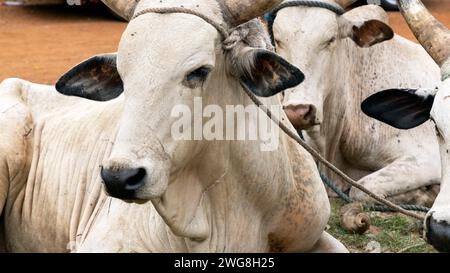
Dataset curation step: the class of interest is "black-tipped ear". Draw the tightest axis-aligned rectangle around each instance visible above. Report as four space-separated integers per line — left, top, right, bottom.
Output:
56 54 123 101
240 50 305 97
361 89 435 130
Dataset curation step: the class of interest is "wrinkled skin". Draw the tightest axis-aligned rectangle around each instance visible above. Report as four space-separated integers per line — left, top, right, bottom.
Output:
0 0 347 253
273 1 441 202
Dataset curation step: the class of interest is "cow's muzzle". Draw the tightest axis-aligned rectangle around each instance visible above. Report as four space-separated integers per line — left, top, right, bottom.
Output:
425 213 450 252
283 103 319 130
100 155 171 201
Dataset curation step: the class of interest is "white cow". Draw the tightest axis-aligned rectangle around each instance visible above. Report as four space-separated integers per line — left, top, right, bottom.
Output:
0 0 346 252
361 0 450 252
270 0 441 203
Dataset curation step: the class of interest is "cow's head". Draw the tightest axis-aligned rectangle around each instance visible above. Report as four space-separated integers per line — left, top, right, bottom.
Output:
270 0 393 130
55 1 302 202
360 0 450 252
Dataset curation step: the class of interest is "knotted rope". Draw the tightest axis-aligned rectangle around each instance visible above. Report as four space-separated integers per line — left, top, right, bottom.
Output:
132 7 246 51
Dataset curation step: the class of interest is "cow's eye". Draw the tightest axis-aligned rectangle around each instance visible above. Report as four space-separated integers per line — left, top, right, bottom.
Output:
322 37 336 49
275 39 282 48
184 66 211 88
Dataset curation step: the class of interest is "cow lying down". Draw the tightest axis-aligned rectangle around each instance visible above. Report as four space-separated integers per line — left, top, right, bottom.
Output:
271 0 441 204
0 0 347 253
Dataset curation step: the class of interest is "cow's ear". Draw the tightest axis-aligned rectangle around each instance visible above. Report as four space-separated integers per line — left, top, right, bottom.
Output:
361 88 435 130
339 5 394 48
237 49 305 97
56 53 123 101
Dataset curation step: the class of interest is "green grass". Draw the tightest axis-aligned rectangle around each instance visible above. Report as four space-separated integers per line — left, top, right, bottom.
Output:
327 199 437 253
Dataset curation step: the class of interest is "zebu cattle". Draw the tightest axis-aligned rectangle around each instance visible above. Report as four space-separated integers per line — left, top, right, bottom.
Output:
0 0 347 252
362 0 450 253
270 0 441 202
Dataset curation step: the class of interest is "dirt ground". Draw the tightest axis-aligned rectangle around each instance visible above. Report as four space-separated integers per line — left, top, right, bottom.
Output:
1 1 449 84
0 4 126 84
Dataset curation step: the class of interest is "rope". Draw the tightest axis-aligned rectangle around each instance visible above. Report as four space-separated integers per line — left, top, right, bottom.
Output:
443 73 450 81
240 83 425 221
132 7 251 52
129 5 427 221
132 7 230 41
265 0 345 44
265 1 431 216
322 171 430 213
271 0 345 16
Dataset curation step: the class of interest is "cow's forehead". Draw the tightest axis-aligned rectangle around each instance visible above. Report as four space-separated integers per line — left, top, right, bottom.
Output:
117 12 220 79
135 0 224 24
273 6 338 39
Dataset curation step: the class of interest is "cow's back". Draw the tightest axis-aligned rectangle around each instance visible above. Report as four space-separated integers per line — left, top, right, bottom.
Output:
333 35 440 169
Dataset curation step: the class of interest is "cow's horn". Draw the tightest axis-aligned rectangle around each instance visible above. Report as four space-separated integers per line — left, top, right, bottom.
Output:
339 203 371 235
335 0 358 9
398 0 450 73
102 0 140 21
220 0 283 27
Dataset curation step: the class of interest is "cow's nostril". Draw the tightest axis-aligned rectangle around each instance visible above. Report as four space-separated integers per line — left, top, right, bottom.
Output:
283 104 318 130
124 168 146 189
100 166 147 199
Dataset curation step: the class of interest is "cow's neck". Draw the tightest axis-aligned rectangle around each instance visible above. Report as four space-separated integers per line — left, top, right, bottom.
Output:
313 39 391 180
147 74 290 250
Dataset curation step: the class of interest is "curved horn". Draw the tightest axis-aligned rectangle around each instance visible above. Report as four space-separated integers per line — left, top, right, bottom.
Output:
102 0 140 21
335 0 358 9
398 0 450 71
220 0 284 27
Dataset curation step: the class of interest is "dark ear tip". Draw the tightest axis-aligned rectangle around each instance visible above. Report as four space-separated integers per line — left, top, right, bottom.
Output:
55 74 69 95
53 54 123 101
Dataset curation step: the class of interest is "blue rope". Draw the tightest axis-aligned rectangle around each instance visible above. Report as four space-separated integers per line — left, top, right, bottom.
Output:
295 130 430 213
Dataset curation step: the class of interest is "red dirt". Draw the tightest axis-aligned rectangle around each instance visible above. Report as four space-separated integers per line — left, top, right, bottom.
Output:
0 4 126 84
0 1 449 84
388 0 450 42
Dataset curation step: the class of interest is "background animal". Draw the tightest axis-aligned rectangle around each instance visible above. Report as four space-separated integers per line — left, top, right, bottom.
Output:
271 0 441 204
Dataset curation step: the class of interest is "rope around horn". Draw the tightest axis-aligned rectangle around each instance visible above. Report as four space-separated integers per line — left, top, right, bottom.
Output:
130 6 425 221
